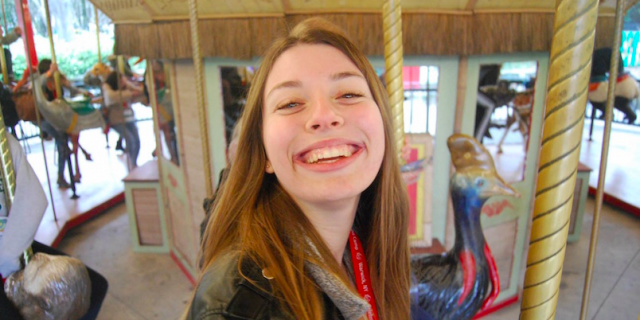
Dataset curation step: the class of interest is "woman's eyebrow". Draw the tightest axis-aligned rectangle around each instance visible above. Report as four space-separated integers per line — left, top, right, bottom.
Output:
266 80 303 99
330 71 364 81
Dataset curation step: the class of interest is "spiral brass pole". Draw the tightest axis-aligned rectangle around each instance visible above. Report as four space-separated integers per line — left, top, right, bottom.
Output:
382 0 405 163
580 0 625 318
188 0 213 197
519 0 598 319
0 107 15 211
0 0 9 84
0 87 32 264
94 5 101 63
42 0 61 98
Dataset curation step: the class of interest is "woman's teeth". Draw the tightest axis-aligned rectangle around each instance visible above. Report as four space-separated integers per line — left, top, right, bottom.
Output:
305 145 354 164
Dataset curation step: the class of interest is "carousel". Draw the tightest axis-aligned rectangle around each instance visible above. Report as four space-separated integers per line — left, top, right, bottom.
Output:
0 0 638 319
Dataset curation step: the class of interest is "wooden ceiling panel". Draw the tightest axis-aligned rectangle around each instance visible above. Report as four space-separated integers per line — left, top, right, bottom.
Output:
93 0 152 22
474 0 555 11
94 0 637 23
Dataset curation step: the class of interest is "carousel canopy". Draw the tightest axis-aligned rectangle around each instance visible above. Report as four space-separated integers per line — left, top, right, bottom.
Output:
90 0 639 59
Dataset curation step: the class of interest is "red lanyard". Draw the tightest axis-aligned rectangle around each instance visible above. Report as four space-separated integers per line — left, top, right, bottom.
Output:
349 230 379 320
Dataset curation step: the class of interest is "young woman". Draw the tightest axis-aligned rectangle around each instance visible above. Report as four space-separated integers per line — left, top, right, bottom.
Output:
103 71 143 169
189 18 411 320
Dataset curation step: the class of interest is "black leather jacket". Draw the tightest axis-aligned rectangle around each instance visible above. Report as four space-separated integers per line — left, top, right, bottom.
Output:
186 253 348 320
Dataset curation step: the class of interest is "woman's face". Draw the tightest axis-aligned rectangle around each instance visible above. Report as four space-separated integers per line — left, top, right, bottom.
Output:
262 44 385 210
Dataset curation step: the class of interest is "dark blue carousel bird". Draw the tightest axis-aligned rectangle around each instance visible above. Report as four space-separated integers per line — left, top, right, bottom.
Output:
411 134 518 320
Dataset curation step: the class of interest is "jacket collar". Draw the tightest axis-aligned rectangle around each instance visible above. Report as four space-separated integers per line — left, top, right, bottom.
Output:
304 238 371 320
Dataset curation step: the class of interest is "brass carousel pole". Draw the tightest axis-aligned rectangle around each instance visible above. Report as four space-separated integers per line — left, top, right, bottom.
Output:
580 0 625 318
187 0 213 197
17 0 58 220
42 0 61 98
94 5 101 63
382 0 405 162
519 0 598 319
0 0 9 84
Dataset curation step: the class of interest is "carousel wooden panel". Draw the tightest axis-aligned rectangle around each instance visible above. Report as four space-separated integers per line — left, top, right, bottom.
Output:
286 14 384 55
156 21 192 58
403 14 469 56
132 189 163 246
250 18 289 56
173 60 208 249
470 13 555 55
167 188 198 268
115 24 163 59
199 19 252 59
285 0 468 12
484 219 518 290
474 0 554 11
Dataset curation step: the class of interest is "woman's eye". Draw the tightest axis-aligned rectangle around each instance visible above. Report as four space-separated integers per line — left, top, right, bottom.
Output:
278 102 300 110
341 92 362 99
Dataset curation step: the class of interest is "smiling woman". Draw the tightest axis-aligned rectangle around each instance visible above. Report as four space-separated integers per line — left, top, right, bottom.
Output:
188 18 411 320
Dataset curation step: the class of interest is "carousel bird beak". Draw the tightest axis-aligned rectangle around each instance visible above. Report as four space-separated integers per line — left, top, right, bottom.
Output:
482 175 520 198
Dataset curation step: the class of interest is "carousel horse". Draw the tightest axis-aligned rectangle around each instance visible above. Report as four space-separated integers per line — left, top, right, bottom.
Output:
496 90 533 153
588 48 639 124
32 72 105 144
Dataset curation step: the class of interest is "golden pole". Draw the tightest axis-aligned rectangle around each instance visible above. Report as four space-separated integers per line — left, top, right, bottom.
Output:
0 0 9 84
519 0 598 319
17 0 57 221
0 108 15 211
580 0 625 318
42 0 61 98
94 5 101 63
187 0 213 197
382 0 405 163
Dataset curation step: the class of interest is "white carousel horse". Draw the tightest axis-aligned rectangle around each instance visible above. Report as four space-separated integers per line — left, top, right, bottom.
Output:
32 73 105 134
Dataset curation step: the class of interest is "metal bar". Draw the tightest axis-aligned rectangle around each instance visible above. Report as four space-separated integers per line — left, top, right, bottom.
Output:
383 0 405 162
187 0 213 197
42 0 61 98
579 0 626 318
589 104 596 141
519 0 598 319
17 0 57 221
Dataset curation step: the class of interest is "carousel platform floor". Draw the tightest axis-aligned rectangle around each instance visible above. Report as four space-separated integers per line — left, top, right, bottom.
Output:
24 120 156 247
580 119 640 218
486 118 640 218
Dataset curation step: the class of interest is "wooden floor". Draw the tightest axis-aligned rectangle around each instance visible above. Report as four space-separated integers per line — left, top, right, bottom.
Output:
23 120 156 247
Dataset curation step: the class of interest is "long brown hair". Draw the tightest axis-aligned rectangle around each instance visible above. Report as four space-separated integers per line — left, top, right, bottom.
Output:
200 18 410 320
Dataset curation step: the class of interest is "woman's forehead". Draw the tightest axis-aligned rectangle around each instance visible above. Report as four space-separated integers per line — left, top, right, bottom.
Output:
264 44 364 91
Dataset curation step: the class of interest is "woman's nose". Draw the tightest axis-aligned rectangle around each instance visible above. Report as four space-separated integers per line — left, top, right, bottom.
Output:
306 98 344 131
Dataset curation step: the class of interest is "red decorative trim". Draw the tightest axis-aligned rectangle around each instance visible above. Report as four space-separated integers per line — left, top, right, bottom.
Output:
480 244 500 310
458 250 477 305
50 193 125 248
171 251 196 286
473 294 519 319
588 187 640 218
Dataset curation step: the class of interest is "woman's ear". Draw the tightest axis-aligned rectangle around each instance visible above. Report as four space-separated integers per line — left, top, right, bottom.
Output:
265 160 274 174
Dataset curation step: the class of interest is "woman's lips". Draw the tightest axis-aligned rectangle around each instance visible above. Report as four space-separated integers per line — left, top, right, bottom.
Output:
302 144 358 164
294 140 364 167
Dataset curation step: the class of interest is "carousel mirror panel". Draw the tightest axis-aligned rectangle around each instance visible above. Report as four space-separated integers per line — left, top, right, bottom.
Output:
149 59 179 166
219 66 252 165
474 61 538 184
